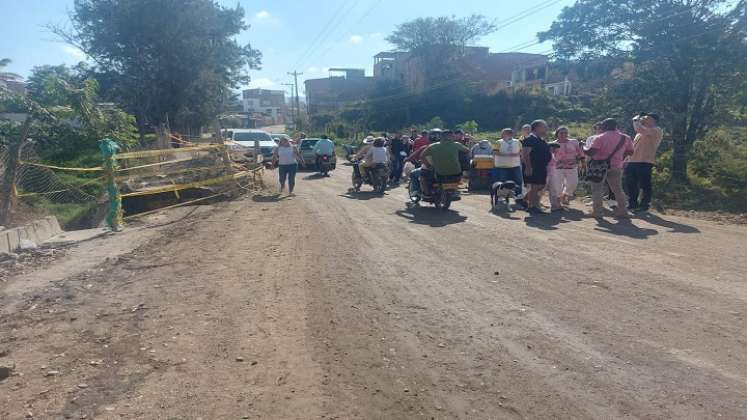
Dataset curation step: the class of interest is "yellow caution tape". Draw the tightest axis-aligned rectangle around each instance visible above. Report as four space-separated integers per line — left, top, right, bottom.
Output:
115 165 219 181
116 144 222 160
19 161 103 172
116 156 197 173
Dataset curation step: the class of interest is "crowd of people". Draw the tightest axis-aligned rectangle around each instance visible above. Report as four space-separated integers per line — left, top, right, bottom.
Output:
271 113 664 219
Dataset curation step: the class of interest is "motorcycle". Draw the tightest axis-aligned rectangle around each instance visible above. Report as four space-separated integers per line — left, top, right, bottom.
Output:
407 172 462 210
317 154 334 177
343 144 359 161
351 160 388 194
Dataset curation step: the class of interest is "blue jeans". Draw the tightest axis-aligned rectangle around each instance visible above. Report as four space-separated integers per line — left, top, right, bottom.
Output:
495 166 523 197
279 163 298 192
409 168 422 193
391 156 405 181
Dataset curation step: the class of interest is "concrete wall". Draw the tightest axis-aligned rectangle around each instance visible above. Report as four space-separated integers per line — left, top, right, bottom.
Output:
0 216 62 253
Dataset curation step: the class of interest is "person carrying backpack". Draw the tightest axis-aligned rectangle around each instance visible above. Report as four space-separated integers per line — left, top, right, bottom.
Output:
584 118 634 219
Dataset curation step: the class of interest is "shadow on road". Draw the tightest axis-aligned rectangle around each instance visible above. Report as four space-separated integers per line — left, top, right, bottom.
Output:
523 208 586 230
594 218 659 239
252 194 289 203
489 205 522 220
303 173 330 181
638 212 701 234
339 191 386 201
395 206 467 227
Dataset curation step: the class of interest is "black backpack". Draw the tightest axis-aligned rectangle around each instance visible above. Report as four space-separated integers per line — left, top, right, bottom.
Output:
586 135 625 183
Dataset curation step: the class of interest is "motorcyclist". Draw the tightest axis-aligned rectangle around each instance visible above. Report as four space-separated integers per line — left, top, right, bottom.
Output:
412 131 430 151
419 130 470 196
353 136 377 181
470 139 494 158
388 132 408 184
313 135 336 172
405 133 439 196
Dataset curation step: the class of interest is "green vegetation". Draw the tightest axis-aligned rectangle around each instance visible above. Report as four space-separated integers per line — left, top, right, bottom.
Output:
308 4 746 213
539 0 747 182
387 15 496 86
52 0 262 140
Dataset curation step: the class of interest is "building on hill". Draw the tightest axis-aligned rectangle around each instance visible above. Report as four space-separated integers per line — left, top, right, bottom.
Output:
304 47 573 115
0 73 26 95
373 47 572 97
241 88 287 125
304 68 375 114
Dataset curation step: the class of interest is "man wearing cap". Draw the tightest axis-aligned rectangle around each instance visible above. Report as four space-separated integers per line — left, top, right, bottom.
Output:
625 113 663 212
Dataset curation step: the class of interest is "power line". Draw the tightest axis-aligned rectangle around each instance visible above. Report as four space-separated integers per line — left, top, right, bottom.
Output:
313 0 385 62
494 0 565 28
292 0 361 71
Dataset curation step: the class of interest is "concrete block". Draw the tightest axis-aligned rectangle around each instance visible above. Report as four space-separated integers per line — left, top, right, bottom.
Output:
31 217 58 242
0 216 63 252
5 228 20 253
0 233 10 254
18 226 31 242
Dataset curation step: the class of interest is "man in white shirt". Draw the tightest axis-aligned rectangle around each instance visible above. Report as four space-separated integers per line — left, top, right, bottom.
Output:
494 128 523 198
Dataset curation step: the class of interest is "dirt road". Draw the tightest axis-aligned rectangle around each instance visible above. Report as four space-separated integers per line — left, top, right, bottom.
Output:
2 165 746 419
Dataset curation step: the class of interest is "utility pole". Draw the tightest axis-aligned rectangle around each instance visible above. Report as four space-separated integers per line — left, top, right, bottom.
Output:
287 71 303 130
281 83 295 128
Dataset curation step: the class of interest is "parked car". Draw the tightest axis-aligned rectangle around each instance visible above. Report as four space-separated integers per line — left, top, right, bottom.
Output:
298 138 320 169
223 129 275 163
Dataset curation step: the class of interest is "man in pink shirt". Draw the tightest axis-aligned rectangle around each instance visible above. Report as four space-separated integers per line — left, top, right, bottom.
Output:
584 118 634 218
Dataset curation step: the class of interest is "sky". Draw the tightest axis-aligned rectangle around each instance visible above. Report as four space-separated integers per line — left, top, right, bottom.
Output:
0 0 574 97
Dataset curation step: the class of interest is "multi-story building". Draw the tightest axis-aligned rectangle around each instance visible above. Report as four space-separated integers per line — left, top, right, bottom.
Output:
304 48 572 115
304 68 375 114
241 89 287 124
374 47 570 96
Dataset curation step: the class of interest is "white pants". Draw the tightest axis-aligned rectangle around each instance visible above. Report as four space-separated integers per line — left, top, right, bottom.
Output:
548 168 579 207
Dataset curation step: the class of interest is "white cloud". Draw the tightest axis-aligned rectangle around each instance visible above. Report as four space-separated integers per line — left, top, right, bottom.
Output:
62 45 87 61
255 10 270 19
249 77 274 89
307 66 320 73
349 35 363 44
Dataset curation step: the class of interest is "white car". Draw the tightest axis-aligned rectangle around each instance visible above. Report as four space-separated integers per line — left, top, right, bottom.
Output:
223 129 276 163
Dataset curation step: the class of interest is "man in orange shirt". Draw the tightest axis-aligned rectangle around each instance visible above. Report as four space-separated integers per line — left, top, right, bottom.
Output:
625 113 663 212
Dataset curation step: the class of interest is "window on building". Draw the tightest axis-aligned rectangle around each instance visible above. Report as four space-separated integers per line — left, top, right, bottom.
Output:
505 81 513 87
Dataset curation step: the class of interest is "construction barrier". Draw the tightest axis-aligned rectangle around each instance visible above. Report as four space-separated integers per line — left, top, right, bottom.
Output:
1 140 265 230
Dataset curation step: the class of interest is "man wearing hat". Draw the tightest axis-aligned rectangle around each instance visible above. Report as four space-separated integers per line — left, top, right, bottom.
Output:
354 136 376 179
625 113 663 212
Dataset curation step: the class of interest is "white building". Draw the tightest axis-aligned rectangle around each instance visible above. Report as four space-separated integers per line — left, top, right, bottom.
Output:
242 89 287 125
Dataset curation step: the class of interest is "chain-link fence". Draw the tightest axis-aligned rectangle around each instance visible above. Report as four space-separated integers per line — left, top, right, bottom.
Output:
0 140 264 230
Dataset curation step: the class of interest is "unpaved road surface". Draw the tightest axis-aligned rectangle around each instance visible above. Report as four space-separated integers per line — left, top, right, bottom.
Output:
2 165 746 419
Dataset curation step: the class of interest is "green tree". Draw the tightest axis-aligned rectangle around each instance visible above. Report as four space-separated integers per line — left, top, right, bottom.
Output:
457 120 479 134
386 15 496 85
539 0 747 182
26 65 84 106
53 0 262 141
